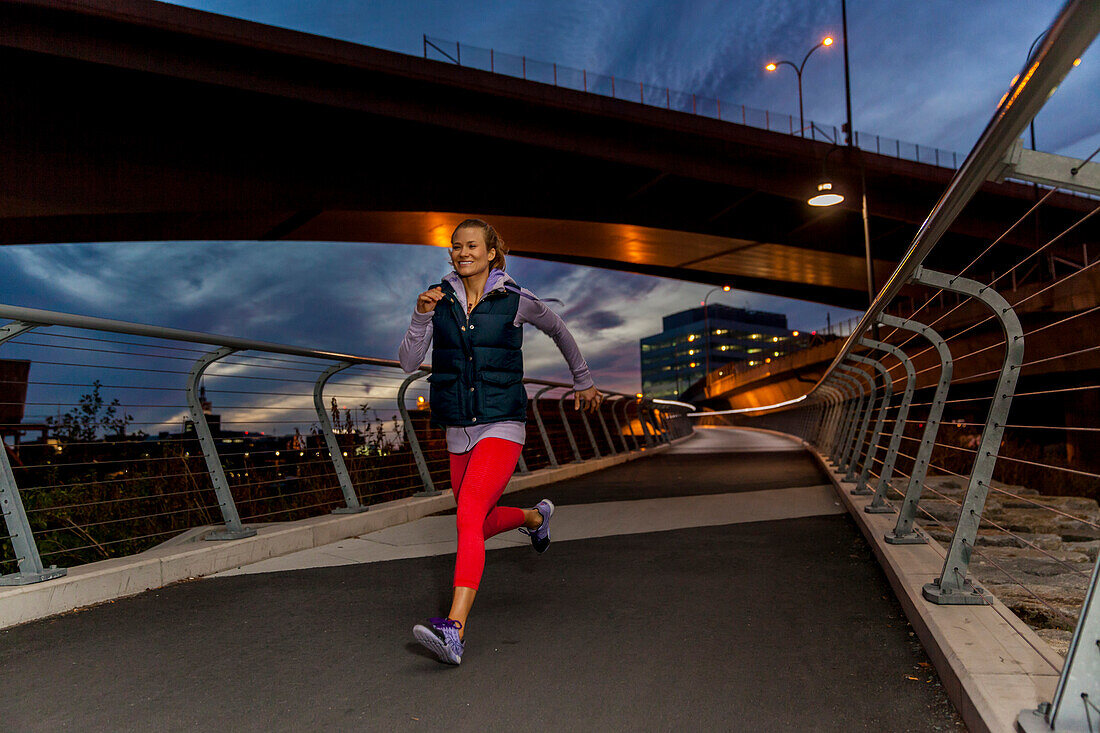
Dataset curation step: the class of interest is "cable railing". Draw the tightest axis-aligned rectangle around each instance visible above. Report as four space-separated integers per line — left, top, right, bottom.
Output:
423 35 959 170
699 3 1100 729
0 303 693 586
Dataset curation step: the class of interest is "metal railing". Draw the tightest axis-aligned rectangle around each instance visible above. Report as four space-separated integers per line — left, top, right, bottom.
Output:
423 35 959 170
698 3 1100 730
0 303 692 586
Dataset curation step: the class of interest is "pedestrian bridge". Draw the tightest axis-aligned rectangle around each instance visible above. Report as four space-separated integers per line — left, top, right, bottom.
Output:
3 427 973 731
2 2 1100 731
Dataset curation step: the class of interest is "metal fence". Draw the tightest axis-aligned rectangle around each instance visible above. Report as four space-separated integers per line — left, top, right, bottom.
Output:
424 35 959 170
705 3 1099 730
0 304 692 586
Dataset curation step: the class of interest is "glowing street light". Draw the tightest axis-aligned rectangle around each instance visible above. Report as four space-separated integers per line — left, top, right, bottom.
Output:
808 181 844 206
765 35 835 137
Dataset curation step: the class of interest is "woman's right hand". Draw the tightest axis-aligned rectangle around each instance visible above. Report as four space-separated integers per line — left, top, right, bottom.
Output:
416 286 445 314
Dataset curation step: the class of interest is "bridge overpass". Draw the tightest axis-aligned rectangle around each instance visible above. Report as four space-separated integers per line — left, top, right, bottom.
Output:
0 0 1094 307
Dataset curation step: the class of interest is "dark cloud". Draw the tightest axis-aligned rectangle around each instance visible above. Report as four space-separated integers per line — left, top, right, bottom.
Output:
575 309 625 331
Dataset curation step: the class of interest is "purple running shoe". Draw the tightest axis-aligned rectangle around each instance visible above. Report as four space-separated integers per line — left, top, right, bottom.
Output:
518 499 555 553
412 617 464 665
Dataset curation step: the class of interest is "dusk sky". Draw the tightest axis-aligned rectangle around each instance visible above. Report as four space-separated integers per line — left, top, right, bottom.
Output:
2 0 1096 422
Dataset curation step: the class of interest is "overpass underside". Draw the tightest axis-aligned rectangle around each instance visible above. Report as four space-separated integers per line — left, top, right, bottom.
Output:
0 0 1094 308
0 429 963 730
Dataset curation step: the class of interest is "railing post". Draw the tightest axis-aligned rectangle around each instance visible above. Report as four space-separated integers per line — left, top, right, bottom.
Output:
313 362 368 513
187 346 256 540
820 390 842 446
637 400 656 447
860 333 917 515
848 352 893 495
814 385 842 448
0 321 67 585
621 397 641 450
578 397 601 458
831 371 864 467
820 380 848 455
532 385 559 468
596 403 617 455
914 268 1024 606
883 314 953 546
608 396 630 452
836 363 876 480
516 452 529 474
397 371 439 497
557 391 583 461
1018 549 1100 732
825 376 855 459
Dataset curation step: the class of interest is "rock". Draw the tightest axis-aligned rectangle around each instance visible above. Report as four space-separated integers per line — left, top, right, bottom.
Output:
1064 540 1100 562
1034 628 1072 657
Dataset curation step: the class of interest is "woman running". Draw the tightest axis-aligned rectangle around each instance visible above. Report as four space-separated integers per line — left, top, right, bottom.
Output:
399 218 603 665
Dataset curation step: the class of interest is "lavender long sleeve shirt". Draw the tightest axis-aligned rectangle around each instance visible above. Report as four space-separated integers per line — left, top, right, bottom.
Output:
399 268 594 454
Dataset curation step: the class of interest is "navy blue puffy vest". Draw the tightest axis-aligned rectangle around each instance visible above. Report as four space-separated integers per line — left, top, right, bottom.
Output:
427 278 526 427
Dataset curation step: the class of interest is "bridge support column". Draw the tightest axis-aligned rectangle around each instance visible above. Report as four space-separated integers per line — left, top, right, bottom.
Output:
914 268 1023 606
861 333 916 515
532 386 559 468
313 362 369 513
187 347 256 540
397 371 439 497
0 322 67 585
848 351 894 495
883 314 953 545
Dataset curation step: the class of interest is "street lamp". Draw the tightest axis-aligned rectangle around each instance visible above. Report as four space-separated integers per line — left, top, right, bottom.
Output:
765 36 834 137
807 145 846 206
702 285 731 391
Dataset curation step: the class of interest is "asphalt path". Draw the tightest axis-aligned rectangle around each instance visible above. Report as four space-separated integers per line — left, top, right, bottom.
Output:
1 428 965 731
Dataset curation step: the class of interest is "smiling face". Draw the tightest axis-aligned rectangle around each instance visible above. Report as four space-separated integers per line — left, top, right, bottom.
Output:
450 226 497 278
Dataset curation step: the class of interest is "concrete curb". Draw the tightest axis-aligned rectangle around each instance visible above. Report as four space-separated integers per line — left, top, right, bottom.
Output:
0 437 685 630
774 428 1061 733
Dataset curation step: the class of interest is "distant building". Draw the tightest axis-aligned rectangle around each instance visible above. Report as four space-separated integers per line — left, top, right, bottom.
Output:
640 304 804 399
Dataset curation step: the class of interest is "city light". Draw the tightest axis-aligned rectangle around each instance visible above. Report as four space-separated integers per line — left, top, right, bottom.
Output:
722 285 731 291
792 331 800 336
765 62 777 72
822 36 834 46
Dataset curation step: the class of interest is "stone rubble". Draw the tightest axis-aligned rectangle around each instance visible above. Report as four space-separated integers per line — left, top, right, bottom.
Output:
877 475 1098 658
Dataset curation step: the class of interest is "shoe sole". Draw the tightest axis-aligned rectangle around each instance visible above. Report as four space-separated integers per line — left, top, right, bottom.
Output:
412 624 462 665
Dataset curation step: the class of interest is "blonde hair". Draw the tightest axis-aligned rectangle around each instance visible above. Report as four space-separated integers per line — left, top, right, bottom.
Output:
452 218 507 271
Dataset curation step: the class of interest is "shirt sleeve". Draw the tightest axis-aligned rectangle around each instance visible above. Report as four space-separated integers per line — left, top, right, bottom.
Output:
398 309 434 373
516 289 595 391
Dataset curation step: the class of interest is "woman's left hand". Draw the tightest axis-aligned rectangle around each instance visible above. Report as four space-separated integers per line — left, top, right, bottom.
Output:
574 386 604 413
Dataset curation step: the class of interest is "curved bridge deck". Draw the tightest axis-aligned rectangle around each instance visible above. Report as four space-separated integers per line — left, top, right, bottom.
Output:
1 428 964 731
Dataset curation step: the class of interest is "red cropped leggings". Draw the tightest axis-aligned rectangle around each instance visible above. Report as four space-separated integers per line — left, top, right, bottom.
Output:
450 437 525 590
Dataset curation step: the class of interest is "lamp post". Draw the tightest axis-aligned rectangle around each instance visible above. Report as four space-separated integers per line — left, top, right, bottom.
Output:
702 285 731 392
765 36 834 137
